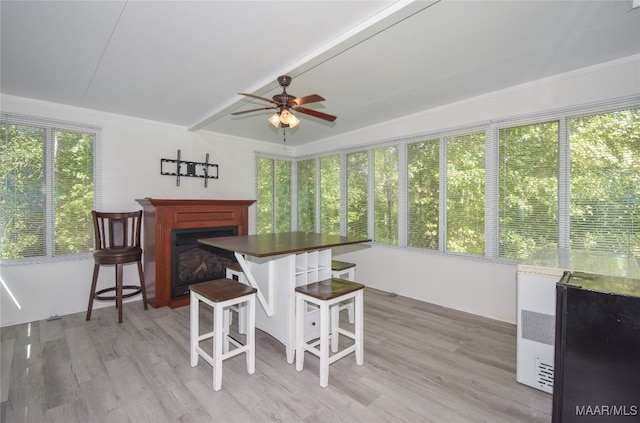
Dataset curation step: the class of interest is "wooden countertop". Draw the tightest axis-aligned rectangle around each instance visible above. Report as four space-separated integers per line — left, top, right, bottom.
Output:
199 232 371 258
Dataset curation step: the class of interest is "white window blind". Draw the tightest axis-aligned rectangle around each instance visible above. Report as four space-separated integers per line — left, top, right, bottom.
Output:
568 108 640 255
346 151 369 238
498 121 559 260
1 113 100 263
407 138 439 249
256 156 291 234
256 157 274 233
319 155 340 234
373 145 399 245
445 131 486 255
297 158 316 232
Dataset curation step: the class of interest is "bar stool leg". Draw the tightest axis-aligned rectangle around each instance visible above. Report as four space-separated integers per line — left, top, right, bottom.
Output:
137 261 148 309
86 264 100 321
246 295 256 374
116 263 124 323
295 294 305 372
355 290 364 365
346 268 356 323
331 302 340 353
190 291 199 367
213 302 224 391
319 301 331 388
237 273 248 335
223 309 231 353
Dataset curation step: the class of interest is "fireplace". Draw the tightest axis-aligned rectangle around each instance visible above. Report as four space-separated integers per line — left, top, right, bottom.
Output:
171 226 237 298
136 198 255 308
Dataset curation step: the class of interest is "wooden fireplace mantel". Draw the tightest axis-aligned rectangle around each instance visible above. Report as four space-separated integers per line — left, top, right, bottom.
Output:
136 198 255 308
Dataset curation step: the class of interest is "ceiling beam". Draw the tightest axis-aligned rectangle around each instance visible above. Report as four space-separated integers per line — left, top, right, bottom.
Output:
188 0 440 132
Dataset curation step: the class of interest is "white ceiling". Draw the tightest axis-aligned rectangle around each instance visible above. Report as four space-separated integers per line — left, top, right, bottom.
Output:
2 1 639 147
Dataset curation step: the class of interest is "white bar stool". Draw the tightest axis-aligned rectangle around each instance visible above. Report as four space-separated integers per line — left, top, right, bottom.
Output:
190 278 257 391
225 261 247 283
331 260 356 280
331 260 357 324
295 278 365 388
225 262 248 334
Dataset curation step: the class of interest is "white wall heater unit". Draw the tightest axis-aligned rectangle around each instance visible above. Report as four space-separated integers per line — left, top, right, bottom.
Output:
516 270 561 394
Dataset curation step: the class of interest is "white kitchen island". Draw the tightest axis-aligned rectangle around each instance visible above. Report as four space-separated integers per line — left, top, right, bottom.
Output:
199 232 371 363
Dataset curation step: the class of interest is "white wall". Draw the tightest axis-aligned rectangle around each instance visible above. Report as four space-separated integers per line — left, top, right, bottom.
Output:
0 94 293 327
314 55 640 323
2 55 638 327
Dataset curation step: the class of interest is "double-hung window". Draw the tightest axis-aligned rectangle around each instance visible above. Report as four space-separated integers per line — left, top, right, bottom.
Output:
346 151 369 239
296 155 341 234
1 113 99 263
256 156 291 234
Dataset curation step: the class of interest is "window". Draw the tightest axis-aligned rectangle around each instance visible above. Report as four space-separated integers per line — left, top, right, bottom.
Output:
407 139 439 249
1 114 98 262
569 109 640 254
446 132 486 255
256 157 291 234
297 158 316 232
346 151 368 238
373 145 398 245
499 122 559 260
319 155 340 234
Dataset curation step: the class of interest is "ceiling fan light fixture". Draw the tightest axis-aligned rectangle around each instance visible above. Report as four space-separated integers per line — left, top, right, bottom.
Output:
268 109 300 128
268 113 281 127
286 112 300 128
279 109 292 124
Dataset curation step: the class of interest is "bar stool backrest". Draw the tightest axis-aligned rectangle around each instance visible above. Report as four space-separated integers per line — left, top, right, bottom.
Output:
93 210 142 251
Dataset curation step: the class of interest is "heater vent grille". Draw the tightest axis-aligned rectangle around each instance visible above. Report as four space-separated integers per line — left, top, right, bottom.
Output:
536 358 554 390
522 309 555 345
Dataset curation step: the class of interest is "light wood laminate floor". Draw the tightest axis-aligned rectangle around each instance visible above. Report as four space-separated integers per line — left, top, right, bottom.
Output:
1 288 551 422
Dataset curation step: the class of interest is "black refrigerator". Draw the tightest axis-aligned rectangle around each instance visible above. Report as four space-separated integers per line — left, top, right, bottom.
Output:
553 271 640 422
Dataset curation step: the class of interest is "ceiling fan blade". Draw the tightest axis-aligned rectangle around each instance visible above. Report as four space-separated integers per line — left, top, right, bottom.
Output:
294 107 337 122
231 106 277 115
238 93 279 105
290 94 325 106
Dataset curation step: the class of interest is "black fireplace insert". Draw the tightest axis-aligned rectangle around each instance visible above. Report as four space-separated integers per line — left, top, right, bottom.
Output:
170 225 238 298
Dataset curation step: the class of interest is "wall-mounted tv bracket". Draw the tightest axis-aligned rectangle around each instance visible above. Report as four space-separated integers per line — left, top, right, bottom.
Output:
161 149 219 187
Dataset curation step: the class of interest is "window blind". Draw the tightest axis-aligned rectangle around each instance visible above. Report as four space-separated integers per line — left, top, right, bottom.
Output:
0 113 101 263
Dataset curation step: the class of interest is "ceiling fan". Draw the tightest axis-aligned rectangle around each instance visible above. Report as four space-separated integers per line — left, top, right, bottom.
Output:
231 75 337 132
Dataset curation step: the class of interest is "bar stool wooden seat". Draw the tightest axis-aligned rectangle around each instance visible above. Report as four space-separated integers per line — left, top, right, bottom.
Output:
331 260 357 324
331 260 356 280
190 278 257 391
295 277 364 388
86 210 147 323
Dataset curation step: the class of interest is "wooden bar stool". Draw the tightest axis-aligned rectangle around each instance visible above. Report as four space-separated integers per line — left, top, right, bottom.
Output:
190 278 257 391
331 260 357 324
295 278 365 388
86 210 147 323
